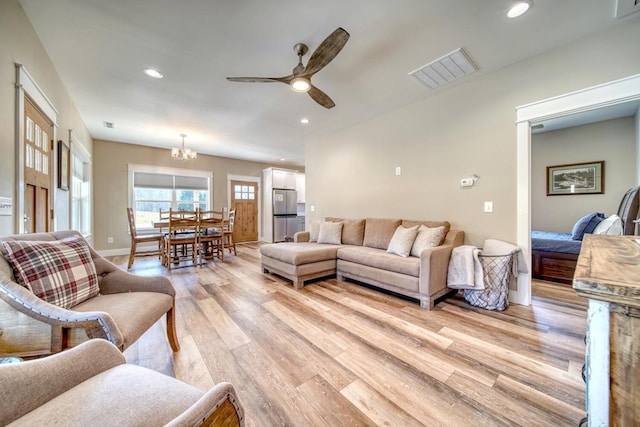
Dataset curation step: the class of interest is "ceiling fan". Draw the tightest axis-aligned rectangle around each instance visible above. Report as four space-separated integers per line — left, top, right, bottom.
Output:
226 27 350 109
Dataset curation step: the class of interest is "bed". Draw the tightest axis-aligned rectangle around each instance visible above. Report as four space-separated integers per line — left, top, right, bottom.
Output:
532 186 640 285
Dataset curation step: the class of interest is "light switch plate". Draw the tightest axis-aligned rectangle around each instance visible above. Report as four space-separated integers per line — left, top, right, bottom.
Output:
484 201 493 213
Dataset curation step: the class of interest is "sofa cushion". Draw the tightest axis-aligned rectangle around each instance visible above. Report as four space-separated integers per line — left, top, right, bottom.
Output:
326 218 366 246
410 225 446 257
260 242 340 265
1 236 99 309
318 221 343 245
362 218 402 250
387 225 419 257
338 246 420 277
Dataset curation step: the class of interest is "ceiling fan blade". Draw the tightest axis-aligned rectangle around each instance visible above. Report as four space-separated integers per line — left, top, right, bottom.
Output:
308 85 335 109
226 76 293 84
303 27 350 77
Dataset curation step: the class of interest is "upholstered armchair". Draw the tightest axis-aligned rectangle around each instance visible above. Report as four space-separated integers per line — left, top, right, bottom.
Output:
0 230 179 354
0 339 244 426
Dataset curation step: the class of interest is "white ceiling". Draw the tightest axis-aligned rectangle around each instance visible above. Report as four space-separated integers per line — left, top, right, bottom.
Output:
18 0 638 166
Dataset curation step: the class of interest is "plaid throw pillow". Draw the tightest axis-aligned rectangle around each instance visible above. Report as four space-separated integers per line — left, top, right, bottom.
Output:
1 236 99 309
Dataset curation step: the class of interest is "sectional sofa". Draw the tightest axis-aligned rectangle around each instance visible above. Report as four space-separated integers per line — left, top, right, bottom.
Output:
260 217 464 309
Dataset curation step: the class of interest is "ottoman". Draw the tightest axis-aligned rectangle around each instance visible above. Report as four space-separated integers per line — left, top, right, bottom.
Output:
260 242 340 288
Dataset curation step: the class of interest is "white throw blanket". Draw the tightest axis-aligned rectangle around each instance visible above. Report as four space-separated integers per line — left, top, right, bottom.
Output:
447 245 484 290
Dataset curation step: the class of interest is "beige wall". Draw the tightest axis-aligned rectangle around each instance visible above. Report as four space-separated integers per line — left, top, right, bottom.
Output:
93 139 291 252
305 18 640 247
0 0 92 236
531 117 636 232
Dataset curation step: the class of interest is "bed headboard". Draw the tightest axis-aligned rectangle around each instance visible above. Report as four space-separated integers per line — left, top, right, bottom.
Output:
618 186 640 235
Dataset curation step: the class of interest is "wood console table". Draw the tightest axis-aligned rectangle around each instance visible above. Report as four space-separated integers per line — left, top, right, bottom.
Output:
573 234 640 426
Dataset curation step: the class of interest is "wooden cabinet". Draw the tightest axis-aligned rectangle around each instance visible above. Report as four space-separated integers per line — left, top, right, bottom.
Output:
573 234 640 426
273 169 296 190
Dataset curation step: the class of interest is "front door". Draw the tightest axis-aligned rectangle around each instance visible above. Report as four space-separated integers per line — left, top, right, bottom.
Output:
231 180 258 242
23 97 53 233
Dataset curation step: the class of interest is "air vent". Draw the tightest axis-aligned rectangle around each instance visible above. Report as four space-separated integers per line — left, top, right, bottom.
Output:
616 0 640 17
103 121 114 129
408 48 477 90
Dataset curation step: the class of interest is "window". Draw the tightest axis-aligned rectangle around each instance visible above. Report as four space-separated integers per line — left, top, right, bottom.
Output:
70 131 91 238
234 184 255 200
129 165 211 230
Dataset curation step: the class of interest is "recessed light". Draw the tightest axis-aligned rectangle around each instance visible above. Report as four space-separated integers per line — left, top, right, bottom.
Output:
507 1 532 18
300 118 310 124
103 121 114 129
143 68 163 79
280 158 286 162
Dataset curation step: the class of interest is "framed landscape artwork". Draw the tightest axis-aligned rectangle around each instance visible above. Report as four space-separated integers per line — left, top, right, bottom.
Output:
546 160 604 196
57 140 70 191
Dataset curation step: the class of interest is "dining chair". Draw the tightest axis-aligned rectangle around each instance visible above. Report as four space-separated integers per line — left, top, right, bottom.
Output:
157 208 171 233
126 207 165 269
224 208 237 255
198 209 225 265
165 209 199 271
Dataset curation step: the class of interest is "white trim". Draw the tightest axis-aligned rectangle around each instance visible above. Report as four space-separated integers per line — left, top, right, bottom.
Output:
70 130 93 241
15 63 59 234
516 73 640 306
227 174 261 241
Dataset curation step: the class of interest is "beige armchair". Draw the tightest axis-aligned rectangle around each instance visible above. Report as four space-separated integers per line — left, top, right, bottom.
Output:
0 230 179 354
0 339 244 426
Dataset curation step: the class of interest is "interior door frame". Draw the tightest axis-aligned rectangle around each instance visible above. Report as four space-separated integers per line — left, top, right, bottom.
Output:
15 63 59 234
227 174 260 241
515 73 640 306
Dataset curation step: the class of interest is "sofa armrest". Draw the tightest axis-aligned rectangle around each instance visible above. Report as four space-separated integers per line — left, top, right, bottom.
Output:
418 230 464 300
294 231 310 243
0 339 125 426
0 278 123 345
166 381 245 427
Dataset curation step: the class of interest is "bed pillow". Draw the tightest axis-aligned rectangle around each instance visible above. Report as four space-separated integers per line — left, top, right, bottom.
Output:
317 221 343 245
571 212 605 240
593 214 623 235
1 236 99 309
410 225 446 257
387 225 420 257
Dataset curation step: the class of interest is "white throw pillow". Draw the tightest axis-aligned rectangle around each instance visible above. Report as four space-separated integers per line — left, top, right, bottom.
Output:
410 225 446 257
593 214 623 235
309 221 321 242
387 225 420 257
317 221 343 245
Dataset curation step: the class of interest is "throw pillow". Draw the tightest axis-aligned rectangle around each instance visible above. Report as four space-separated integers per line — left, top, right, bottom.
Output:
410 225 446 257
1 236 99 309
317 221 343 245
387 225 420 257
593 214 623 235
309 221 321 242
571 212 605 240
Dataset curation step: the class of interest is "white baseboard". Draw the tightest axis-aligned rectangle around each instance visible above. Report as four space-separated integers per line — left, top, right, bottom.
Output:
98 247 130 257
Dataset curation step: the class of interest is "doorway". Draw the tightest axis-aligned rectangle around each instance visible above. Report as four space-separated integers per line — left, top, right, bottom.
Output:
23 97 54 233
230 179 259 242
15 64 58 234
516 73 640 306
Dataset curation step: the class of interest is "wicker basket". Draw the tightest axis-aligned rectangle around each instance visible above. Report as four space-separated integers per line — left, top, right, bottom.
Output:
463 253 512 311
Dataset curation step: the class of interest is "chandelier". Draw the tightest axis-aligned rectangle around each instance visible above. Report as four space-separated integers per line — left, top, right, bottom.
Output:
171 133 197 160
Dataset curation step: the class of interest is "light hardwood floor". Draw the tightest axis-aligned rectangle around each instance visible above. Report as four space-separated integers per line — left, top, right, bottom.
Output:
116 243 588 427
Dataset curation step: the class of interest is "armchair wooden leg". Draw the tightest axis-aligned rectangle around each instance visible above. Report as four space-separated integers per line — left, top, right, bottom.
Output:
166 305 180 352
128 242 136 269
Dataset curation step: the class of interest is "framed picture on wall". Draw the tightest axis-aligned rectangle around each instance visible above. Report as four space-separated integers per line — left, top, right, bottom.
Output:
546 160 604 196
58 140 70 191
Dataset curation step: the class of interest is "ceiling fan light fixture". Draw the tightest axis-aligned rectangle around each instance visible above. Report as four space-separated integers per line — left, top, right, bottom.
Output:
507 1 532 18
291 77 311 92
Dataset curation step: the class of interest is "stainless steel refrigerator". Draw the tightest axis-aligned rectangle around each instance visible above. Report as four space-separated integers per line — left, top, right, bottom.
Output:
273 189 299 242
